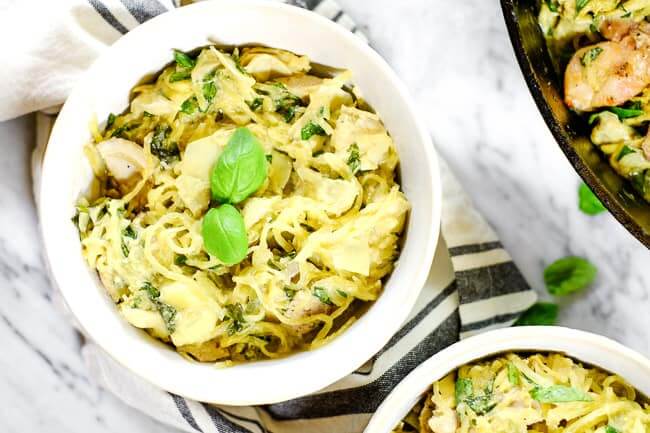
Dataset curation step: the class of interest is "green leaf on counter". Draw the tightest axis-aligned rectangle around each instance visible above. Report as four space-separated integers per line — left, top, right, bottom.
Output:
578 183 606 215
514 302 558 326
544 256 597 295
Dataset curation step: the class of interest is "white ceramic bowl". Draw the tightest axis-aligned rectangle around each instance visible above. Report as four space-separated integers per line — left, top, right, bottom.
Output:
39 0 441 405
365 326 650 433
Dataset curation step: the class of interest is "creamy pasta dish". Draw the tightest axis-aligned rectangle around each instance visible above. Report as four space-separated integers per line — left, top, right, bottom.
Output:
539 0 650 203
74 45 409 363
392 353 650 433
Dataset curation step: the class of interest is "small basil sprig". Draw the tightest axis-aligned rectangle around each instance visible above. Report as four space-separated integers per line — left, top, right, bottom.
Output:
202 127 268 265
514 302 558 326
210 127 268 204
578 183 606 215
544 256 597 296
202 204 248 266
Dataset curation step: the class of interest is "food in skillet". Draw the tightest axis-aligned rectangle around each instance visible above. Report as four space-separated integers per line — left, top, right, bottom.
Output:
392 353 650 433
73 45 409 363
539 0 650 202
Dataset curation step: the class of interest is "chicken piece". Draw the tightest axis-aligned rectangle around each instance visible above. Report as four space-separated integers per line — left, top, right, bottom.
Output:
564 27 650 111
96 138 147 192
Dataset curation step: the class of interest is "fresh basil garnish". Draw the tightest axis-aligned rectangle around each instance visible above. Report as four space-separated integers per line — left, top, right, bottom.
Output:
169 70 191 83
544 256 597 296
181 97 198 115
202 81 217 104
578 183 606 215
141 282 176 332
609 102 644 120
514 302 558 326
210 127 268 204
530 385 592 403
301 121 327 140
247 97 263 112
201 204 248 266
151 123 179 163
455 377 496 415
224 303 246 335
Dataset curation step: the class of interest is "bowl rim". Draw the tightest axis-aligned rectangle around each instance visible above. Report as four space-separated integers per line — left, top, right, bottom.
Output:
365 326 650 433
38 0 442 404
500 0 650 249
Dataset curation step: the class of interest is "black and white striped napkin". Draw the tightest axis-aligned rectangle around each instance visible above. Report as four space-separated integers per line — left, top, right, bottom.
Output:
28 1 537 432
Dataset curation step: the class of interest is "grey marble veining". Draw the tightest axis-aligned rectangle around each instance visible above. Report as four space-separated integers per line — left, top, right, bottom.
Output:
0 1 648 431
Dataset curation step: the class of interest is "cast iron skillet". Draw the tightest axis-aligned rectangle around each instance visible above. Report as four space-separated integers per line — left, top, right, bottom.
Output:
500 0 650 248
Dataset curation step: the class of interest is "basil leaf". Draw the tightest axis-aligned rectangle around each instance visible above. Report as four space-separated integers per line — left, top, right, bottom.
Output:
455 377 473 403
507 362 520 386
514 302 558 326
210 127 268 204
123 225 137 239
616 144 636 161
606 426 620 433
347 143 361 174
202 204 248 265
580 46 603 67
336 289 348 298
609 106 644 119
530 385 592 403
544 256 597 295
141 282 160 299
158 303 177 333
173 50 196 69
576 0 591 12
578 183 606 215
301 121 327 140
169 70 191 83
313 286 333 305
466 396 497 415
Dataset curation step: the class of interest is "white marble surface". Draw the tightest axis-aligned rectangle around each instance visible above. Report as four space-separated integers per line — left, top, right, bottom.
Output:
0 0 648 431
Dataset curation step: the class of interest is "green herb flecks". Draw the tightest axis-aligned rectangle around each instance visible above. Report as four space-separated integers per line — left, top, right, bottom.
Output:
202 80 217 104
530 385 593 403
606 426 620 433
284 286 296 300
455 377 497 416
609 101 644 120
123 225 137 239
580 46 603 67
301 122 327 140
141 282 176 333
169 70 192 83
578 183 606 215
514 302 559 326
106 113 116 129
224 303 246 335
247 97 263 112
545 0 559 12
544 256 597 296
174 254 187 266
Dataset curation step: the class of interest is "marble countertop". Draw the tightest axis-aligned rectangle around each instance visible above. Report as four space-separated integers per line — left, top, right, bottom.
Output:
1 0 648 431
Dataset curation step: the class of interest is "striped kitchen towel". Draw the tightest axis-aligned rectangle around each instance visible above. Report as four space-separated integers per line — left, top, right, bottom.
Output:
25 1 538 432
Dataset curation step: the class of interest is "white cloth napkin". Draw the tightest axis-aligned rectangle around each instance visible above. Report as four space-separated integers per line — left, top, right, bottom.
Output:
22 1 537 432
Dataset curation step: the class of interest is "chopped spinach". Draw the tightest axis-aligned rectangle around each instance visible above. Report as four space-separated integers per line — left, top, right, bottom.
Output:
141 282 160 299
122 225 137 239
202 81 217 104
301 122 327 140
313 286 334 305
455 377 497 415
173 50 196 69
347 143 361 174
617 145 636 161
106 113 116 129
169 70 191 82
530 385 592 403
609 102 644 119
174 254 187 266
181 96 198 115
247 97 263 112
150 124 179 163
507 362 520 386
